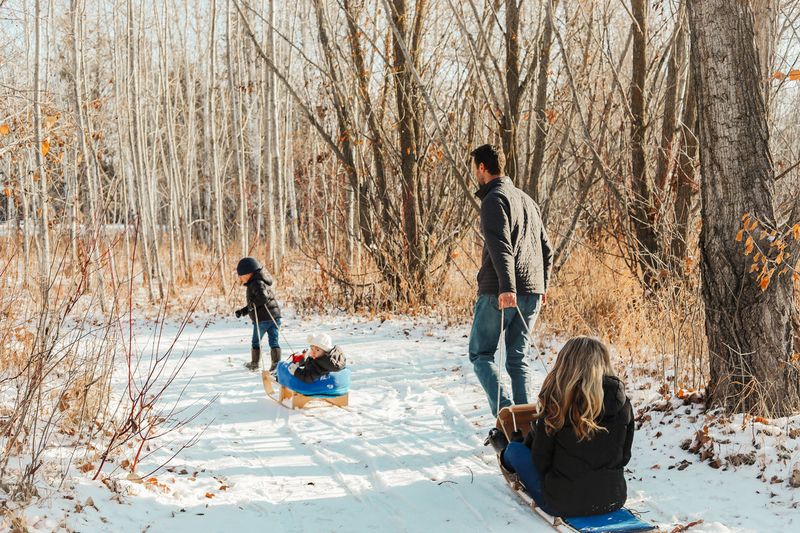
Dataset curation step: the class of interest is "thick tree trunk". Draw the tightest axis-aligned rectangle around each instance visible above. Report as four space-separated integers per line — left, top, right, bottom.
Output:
390 0 424 296
688 0 800 416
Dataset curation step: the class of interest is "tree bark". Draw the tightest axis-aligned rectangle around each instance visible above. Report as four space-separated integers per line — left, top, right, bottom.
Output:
33 0 50 281
227 1 248 255
688 0 800 416
500 0 521 182
629 0 661 288
526 0 557 201
669 65 698 276
389 0 424 296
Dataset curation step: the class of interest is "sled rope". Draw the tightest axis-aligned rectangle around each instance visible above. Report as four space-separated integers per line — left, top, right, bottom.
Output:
497 298 547 422
516 303 549 375
497 307 506 418
252 303 298 360
263 304 298 355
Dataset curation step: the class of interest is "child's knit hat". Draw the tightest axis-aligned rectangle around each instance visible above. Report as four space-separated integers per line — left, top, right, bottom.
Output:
307 332 333 352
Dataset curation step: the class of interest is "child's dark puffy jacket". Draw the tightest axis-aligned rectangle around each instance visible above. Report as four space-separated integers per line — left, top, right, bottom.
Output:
529 375 634 517
290 346 347 383
238 270 282 324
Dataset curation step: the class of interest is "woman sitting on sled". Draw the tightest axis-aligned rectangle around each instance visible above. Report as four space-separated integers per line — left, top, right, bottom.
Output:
487 336 634 517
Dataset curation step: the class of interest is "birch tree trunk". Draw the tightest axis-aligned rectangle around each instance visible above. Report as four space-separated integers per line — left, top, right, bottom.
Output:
209 0 227 288
227 1 248 254
33 0 50 281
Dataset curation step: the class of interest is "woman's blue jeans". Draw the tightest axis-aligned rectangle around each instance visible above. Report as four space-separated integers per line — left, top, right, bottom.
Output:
503 441 557 516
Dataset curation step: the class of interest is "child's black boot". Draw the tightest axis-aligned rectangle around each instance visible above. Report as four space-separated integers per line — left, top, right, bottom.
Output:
245 348 261 371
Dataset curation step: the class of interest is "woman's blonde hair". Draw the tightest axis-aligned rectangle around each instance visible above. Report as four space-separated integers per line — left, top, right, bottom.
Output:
537 336 614 441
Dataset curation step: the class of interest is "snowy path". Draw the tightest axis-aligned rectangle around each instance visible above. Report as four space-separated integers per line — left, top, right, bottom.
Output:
61 314 550 532
36 312 798 532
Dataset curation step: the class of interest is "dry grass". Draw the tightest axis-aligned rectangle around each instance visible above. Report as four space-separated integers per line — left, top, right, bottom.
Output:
544 242 708 392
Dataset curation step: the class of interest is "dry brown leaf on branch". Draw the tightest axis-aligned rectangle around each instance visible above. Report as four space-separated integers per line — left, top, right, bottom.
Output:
0 123 9 135
41 139 50 157
744 236 754 255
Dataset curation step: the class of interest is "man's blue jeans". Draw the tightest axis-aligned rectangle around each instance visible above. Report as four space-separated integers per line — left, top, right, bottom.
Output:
252 318 281 349
469 293 541 416
502 441 557 516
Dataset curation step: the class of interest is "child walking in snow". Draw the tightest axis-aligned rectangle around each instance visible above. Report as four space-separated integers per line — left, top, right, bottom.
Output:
287 332 347 383
486 336 634 517
234 257 282 372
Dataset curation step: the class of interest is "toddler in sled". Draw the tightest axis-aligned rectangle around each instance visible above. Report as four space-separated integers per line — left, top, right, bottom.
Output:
287 332 347 383
486 336 635 518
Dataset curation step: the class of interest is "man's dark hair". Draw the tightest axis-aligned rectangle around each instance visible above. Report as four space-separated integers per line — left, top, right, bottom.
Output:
470 144 505 176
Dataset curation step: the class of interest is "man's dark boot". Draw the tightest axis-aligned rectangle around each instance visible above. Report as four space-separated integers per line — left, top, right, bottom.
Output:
245 348 260 371
269 348 281 372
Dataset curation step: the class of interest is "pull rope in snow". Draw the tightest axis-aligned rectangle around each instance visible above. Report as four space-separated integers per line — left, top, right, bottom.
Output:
515 302 549 375
263 305 298 356
497 306 505 418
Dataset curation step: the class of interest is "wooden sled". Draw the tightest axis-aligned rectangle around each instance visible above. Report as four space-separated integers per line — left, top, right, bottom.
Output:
495 405 656 533
495 405 575 531
262 369 349 409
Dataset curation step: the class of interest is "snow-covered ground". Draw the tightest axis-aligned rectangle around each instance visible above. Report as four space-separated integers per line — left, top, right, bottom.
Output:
15 312 800 532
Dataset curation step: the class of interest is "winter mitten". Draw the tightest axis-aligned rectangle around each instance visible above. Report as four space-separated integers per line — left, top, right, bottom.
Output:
288 362 299 375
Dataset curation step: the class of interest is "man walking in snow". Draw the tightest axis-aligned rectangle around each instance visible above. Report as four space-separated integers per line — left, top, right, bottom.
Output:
469 144 553 417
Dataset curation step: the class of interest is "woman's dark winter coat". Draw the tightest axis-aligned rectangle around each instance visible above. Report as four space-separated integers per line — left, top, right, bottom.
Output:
238 270 282 325
528 375 634 517
292 346 347 383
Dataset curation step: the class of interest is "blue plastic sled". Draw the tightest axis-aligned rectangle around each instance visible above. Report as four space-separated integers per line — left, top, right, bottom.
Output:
266 361 351 408
564 509 654 533
496 406 655 533
276 361 351 396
